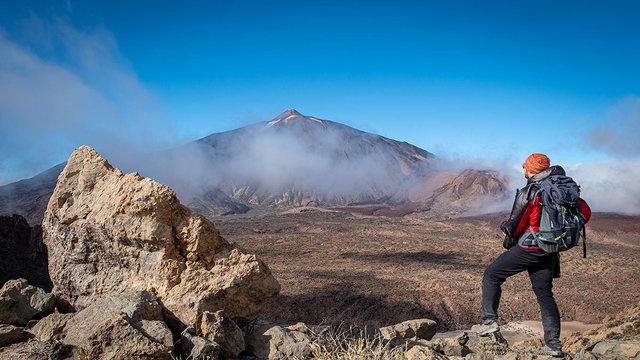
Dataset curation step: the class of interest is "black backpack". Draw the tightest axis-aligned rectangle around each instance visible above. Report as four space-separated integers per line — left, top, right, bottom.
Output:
528 175 587 257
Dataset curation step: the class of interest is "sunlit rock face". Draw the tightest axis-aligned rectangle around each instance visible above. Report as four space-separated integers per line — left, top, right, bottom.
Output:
43 146 280 326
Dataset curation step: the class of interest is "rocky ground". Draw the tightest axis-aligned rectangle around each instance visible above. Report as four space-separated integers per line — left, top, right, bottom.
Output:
214 209 640 331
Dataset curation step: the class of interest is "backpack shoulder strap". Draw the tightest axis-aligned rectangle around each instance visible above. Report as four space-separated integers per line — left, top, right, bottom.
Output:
527 182 542 202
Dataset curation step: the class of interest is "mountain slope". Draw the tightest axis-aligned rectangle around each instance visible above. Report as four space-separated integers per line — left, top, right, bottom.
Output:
0 110 506 222
0 163 65 225
185 109 435 215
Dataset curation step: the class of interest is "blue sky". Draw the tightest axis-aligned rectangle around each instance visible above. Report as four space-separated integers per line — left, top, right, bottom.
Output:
1 0 639 184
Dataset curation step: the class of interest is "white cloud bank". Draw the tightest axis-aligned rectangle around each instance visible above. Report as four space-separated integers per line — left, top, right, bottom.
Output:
0 18 174 183
434 154 640 215
568 160 640 215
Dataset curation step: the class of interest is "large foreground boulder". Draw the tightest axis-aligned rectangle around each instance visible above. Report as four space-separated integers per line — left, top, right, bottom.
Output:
43 146 280 326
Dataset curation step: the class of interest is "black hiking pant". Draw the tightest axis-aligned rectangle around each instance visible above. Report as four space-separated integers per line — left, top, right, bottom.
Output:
481 246 561 349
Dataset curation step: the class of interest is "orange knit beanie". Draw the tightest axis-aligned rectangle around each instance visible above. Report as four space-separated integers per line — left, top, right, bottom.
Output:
523 153 550 175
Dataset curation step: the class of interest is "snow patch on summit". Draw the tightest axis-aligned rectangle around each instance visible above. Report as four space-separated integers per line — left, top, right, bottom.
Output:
267 109 324 126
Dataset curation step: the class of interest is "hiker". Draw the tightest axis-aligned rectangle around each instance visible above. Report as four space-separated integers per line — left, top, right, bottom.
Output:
477 153 591 358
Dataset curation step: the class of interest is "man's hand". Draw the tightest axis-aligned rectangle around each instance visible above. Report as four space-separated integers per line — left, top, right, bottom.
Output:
500 220 510 235
502 235 518 249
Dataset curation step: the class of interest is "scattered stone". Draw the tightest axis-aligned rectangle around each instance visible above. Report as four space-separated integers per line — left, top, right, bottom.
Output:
431 336 472 357
197 310 245 358
456 331 469 345
28 312 74 341
464 353 498 360
285 322 312 334
405 344 448 360
0 340 82 360
178 327 221 360
573 350 599 360
60 291 173 359
49 342 82 360
0 324 26 347
0 278 55 326
245 322 312 360
456 327 510 356
591 340 640 359
43 146 280 327
380 319 437 341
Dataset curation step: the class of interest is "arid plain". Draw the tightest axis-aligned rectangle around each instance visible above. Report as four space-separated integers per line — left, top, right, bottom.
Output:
214 209 640 331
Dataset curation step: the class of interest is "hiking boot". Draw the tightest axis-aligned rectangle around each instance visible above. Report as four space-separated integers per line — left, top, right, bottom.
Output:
477 319 500 336
542 345 565 358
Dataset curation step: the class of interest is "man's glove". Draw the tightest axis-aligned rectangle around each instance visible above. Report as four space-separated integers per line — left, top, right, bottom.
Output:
500 220 510 235
502 235 518 249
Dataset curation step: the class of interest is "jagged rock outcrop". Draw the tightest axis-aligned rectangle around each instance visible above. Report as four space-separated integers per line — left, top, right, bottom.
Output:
0 278 55 326
43 146 280 326
0 215 52 291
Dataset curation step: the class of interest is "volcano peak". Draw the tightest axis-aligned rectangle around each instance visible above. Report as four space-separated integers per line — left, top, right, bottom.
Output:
282 109 302 116
268 109 321 126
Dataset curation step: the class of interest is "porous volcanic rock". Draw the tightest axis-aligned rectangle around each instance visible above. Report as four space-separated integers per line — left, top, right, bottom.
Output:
28 312 74 341
244 322 312 360
592 340 640 359
196 310 245 358
177 327 221 359
0 278 55 326
379 318 437 341
0 339 80 359
405 344 449 360
60 291 173 359
43 146 280 326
